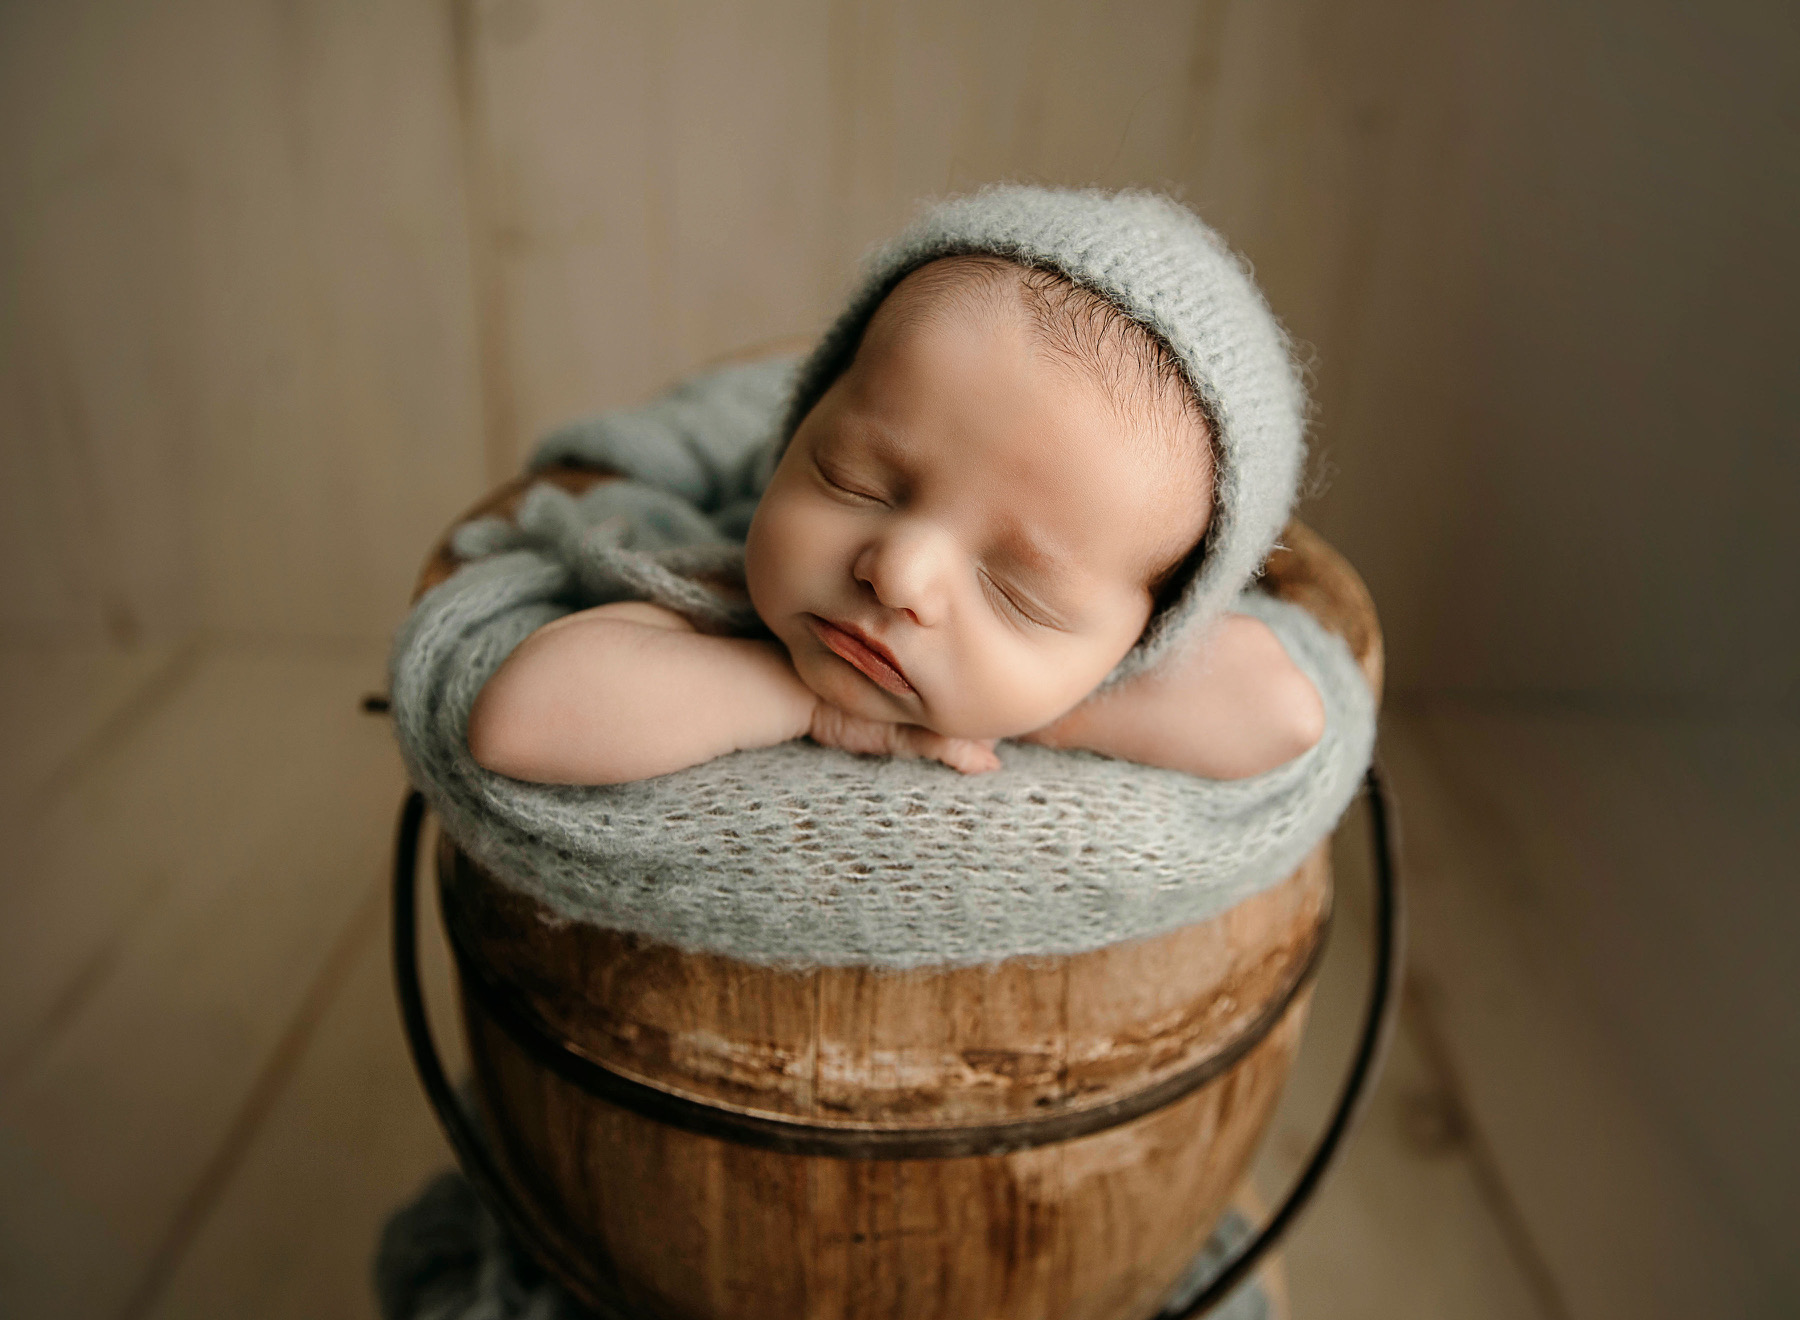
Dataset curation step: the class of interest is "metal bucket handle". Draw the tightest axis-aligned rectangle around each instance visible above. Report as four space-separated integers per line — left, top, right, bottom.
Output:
393 765 1404 1318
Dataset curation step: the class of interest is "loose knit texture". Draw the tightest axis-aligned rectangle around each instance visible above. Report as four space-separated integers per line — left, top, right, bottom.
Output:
390 353 1376 970
773 184 1308 687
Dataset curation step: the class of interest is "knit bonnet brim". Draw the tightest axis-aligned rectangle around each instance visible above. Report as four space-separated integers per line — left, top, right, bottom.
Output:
767 185 1307 685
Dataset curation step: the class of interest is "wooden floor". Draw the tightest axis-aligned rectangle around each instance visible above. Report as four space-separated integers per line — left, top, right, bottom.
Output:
1 640 1792 1318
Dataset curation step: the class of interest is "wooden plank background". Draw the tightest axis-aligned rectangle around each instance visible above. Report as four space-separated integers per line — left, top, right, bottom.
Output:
3 0 1794 702
1 2 1795 1316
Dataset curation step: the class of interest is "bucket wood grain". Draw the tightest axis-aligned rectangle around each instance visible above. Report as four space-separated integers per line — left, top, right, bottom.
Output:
415 463 1381 1319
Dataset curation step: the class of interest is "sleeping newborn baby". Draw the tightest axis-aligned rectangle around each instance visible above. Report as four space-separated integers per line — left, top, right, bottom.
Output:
467 189 1323 785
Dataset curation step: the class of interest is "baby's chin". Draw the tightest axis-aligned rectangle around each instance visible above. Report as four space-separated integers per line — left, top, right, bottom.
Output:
790 643 913 721
790 648 996 738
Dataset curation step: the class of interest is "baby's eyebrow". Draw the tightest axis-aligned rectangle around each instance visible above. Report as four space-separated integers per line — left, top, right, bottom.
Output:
991 516 1075 585
830 411 911 461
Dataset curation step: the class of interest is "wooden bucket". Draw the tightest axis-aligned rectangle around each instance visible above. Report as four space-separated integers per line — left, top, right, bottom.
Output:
403 466 1385 1320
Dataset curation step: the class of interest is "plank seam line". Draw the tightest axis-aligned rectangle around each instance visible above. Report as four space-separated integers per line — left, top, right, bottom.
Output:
446 0 519 487
28 639 206 810
0 871 175 1089
1403 975 1575 1320
112 874 388 1320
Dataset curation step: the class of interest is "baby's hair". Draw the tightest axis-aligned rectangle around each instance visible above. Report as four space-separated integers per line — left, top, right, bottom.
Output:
876 254 1217 600
898 256 1209 443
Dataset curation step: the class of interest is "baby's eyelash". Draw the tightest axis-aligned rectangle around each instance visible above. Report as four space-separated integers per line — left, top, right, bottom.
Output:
815 459 884 503
980 571 1048 628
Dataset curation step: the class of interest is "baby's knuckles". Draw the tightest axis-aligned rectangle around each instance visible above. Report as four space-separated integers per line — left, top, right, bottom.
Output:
807 702 999 774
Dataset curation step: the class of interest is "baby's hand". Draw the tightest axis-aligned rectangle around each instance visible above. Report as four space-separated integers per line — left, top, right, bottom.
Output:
807 704 1001 775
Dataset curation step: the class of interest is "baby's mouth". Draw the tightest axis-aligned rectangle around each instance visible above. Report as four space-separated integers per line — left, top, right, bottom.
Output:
807 616 916 697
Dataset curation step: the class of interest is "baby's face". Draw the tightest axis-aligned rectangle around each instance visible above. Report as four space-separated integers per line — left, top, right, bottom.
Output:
745 268 1209 739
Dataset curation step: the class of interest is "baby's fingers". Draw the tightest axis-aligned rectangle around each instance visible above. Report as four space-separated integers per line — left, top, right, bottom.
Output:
808 706 999 774
919 733 1001 775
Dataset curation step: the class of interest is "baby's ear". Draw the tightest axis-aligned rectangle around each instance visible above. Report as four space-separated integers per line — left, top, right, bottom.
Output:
1145 530 1208 623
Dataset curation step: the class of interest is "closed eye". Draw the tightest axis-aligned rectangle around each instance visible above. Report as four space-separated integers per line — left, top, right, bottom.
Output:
980 570 1055 629
814 457 886 505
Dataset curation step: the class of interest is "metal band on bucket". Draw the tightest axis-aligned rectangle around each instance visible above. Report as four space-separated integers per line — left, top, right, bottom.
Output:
394 766 1403 1317
438 866 1328 1159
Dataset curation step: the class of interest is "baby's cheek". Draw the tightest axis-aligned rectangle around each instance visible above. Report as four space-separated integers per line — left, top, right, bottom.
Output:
937 643 1094 739
744 492 810 614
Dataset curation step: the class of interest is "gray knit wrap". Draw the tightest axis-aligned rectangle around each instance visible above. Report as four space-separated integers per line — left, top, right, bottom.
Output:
391 357 1375 971
770 185 1307 685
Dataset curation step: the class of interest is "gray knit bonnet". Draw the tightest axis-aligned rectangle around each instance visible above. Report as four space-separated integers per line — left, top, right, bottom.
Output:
773 184 1307 684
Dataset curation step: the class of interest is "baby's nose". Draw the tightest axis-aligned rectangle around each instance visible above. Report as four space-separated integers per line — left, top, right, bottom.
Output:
855 526 951 626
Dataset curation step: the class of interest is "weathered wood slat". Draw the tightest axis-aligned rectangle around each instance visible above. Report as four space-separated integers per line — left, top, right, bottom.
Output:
464 976 1308 1320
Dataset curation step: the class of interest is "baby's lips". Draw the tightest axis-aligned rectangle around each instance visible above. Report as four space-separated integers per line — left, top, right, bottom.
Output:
810 616 917 697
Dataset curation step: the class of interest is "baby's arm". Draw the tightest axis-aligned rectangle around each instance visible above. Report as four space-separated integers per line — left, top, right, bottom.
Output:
1022 613 1325 779
468 602 997 784
467 602 813 783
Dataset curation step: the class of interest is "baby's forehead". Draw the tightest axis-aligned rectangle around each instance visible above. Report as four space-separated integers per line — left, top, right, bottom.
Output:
865 256 1025 337
870 257 1211 446
862 257 1213 500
